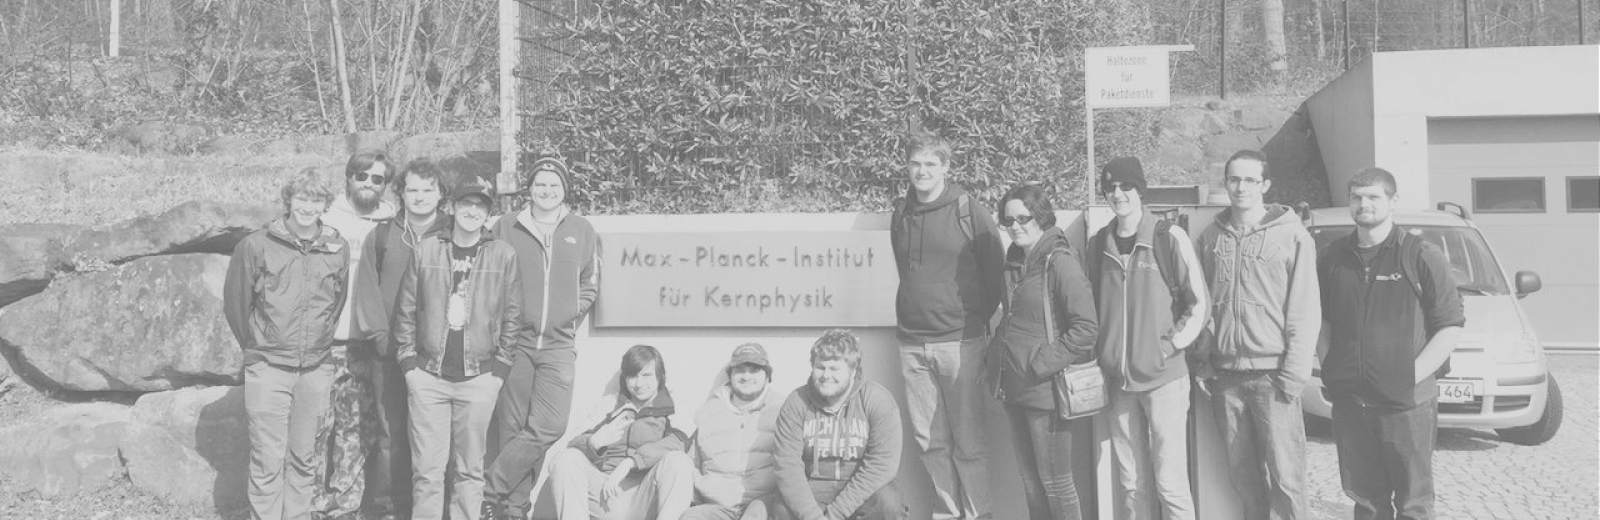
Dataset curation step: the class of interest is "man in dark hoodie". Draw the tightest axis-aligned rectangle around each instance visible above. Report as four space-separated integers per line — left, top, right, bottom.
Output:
1086 157 1209 520
349 158 453 518
1194 151 1321 520
887 133 1002 520
774 329 906 520
483 156 601 520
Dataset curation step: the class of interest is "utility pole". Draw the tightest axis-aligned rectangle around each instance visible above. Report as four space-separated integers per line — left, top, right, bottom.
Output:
1462 0 1473 48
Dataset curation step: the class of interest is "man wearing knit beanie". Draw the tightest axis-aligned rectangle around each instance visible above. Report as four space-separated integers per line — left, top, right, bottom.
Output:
482 155 601 520
1083 156 1210 520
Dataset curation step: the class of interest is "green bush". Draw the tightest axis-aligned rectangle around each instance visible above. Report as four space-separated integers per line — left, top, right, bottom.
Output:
530 0 1151 213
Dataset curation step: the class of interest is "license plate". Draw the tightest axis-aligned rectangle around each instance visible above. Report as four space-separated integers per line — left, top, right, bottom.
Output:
1438 379 1483 404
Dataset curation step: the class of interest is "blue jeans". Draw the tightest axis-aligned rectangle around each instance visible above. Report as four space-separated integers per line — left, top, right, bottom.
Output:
1331 395 1438 520
1005 405 1085 520
1109 376 1194 520
1210 371 1307 520
900 338 992 520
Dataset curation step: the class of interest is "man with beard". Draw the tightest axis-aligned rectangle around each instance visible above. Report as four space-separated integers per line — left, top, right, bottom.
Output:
350 159 453 518
1318 168 1463 520
773 330 906 520
316 152 398 519
225 169 349 520
683 343 789 520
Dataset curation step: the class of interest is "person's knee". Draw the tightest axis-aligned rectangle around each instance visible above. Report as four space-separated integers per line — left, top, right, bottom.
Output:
654 451 693 476
869 484 908 520
549 448 590 476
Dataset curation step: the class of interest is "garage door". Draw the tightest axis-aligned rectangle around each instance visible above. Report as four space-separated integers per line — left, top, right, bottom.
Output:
1429 115 1600 349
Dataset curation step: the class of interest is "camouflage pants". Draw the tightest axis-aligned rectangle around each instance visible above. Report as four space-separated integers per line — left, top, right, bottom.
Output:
312 341 376 520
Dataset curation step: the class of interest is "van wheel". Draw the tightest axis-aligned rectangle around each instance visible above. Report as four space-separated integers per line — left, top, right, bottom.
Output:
1496 375 1562 446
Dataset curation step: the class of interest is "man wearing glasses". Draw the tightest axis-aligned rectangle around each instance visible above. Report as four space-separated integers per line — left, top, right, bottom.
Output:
1193 150 1321 519
317 152 399 518
1083 157 1209 520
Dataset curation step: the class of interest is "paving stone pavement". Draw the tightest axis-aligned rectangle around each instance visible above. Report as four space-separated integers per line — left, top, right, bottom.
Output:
1304 354 1598 520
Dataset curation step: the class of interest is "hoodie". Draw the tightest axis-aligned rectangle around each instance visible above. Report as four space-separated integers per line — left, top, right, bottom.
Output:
774 378 902 520
993 226 1099 409
890 184 1005 344
320 196 396 342
1193 204 1321 396
494 205 600 353
691 384 786 507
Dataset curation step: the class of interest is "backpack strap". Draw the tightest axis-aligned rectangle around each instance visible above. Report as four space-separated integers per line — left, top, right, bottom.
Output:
1152 219 1185 309
1394 227 1426 301
955 193 975 242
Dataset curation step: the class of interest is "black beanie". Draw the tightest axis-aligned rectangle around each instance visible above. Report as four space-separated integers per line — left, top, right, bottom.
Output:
525 156 571 198
1100 157 1148 194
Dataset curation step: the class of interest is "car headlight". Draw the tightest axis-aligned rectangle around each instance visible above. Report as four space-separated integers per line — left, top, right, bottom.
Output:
1491 338 1540 364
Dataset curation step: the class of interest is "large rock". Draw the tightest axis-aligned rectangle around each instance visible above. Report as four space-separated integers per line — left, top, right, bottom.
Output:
1156 108 1229 140
0 232 66 309
0 402 131 496
61 200 278 268
121 386 247 509
0 254 241 392
1235 105 1293 131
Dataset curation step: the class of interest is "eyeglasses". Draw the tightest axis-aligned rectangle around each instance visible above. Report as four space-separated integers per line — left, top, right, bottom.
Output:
352 172 387 185
1102 182 1137 193
1225 177 1264 187
998 214 1035 227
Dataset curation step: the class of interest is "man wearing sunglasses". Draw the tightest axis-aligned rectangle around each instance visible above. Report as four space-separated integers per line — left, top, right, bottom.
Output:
887 132 1003 520
1084 157 1209 520
317 152 400 518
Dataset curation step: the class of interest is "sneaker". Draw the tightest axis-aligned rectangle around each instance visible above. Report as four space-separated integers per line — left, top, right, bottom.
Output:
479 501 502 520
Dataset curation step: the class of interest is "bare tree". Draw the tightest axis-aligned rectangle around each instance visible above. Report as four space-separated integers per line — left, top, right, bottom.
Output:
1262 0 1288 81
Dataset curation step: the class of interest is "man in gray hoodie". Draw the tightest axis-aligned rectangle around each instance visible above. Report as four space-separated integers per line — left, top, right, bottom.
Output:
1193 150 1321 520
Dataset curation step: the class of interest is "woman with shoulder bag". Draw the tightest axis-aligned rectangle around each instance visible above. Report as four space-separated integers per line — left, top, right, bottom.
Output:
988 185 1100 520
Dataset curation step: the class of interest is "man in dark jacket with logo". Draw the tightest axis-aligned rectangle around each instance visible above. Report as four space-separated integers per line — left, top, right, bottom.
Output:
888 133 1002 520
349 159 453 517
1318 167 1464 520
483 156 601 520
1086 157 1209 520
774 329 906 520
1194 150 1321 520
392 177 521 520
225 168 351 520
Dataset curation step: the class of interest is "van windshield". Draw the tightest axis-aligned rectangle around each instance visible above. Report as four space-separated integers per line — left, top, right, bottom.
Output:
1308 225 1511 295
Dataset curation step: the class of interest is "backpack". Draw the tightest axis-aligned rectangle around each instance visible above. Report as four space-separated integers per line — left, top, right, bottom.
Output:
894 192 975 242
1394 227 1451 378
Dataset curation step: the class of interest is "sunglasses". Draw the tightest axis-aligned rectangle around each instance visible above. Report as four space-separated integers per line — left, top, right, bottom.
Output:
351 172 387 185
1102 181 1137 193
998 214 1035 227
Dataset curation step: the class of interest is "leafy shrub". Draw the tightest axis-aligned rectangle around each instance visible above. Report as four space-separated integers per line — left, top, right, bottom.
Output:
530 0 1153 213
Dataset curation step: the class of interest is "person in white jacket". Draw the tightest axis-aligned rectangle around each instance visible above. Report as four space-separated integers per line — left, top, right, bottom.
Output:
683 343 788 520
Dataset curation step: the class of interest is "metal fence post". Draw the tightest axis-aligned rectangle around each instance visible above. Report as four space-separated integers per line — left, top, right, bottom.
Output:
1462 0 1473 48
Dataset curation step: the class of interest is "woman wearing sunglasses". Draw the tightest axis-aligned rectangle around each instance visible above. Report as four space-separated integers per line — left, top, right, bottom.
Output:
986 185 1099 520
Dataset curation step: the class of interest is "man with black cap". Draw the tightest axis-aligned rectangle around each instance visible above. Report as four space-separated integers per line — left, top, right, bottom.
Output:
1082 157 1210 520
392 176 522 520
683 343 789 520
483 156 602 520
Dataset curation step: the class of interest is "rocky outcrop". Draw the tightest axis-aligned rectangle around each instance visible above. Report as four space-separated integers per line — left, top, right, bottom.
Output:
0 402 131 496
0 254 240 392
61 200 277 268
121 386 247 509
0 229 69 308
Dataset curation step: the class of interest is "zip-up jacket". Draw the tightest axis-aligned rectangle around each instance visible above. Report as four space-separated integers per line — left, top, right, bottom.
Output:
569 392 688 473
1089 212 1209 392
1318 226 1465 409
320 196 395 342
223 217 351 368
391 232 522 377
1194 205 1321 397
690 384 785 507
774 379 902 520
350 214 452 355
993 227 1098 409
494 206 600 353
890 184 1004 343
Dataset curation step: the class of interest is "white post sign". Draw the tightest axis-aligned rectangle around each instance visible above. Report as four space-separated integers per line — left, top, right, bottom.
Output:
1085 46 1188 109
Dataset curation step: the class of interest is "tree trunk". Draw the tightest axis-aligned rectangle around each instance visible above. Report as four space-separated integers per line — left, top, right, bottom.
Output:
1260 0 1288 81
384 0 424 131
328 0 358 132
1311 0 1327 60
301 0 330 125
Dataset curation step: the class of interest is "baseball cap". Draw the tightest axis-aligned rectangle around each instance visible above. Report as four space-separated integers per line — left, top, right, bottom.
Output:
727 343 771 371
452 176 495 206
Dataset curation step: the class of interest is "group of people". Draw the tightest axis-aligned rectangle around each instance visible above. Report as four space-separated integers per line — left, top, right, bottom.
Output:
891 135 1463 520
222 131 1462 520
